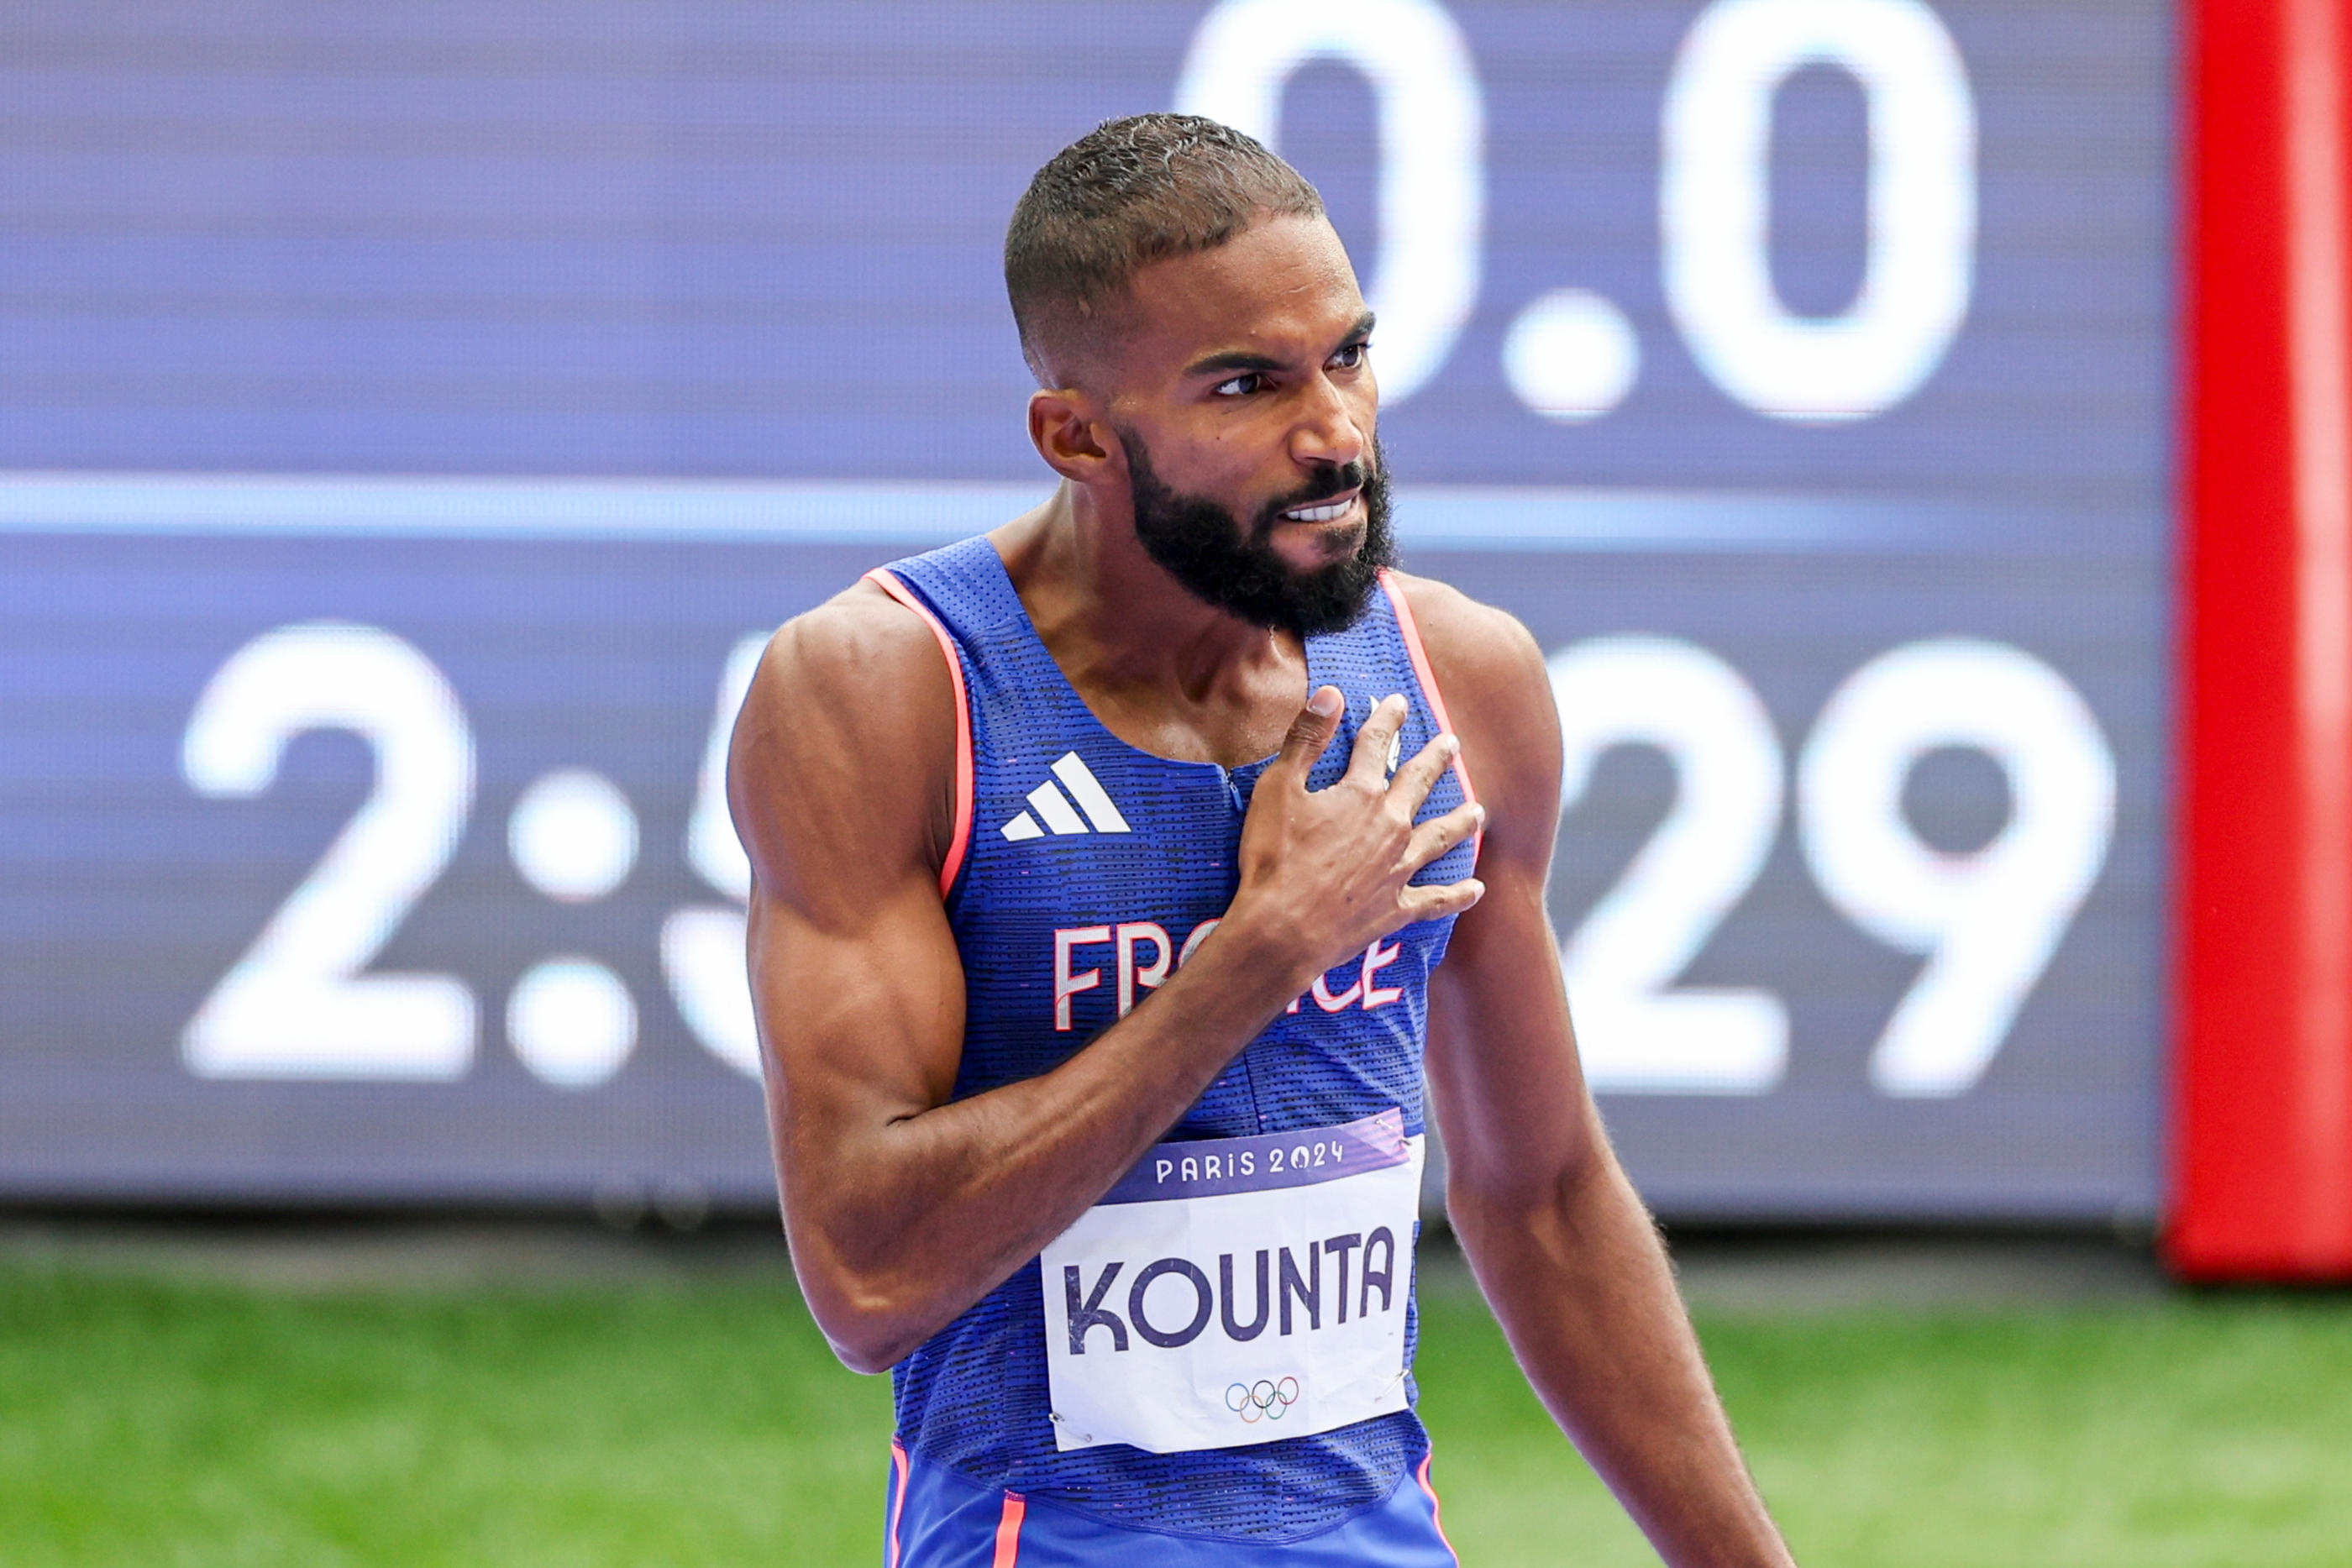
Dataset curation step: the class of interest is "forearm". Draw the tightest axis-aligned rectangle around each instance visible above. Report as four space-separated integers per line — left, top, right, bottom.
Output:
783 915 1310 1370
1452 1151 1794 1568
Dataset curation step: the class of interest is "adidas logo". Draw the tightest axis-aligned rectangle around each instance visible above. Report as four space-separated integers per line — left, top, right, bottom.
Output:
1000 752 1132 841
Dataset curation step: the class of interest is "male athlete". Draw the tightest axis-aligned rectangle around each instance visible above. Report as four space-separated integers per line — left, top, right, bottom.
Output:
732 115 1796 1565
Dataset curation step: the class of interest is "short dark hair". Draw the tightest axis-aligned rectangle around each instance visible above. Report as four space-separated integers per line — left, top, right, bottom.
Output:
1005 113 1325 385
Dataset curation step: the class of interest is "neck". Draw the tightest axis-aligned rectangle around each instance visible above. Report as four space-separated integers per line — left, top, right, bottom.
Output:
993 478 1298 709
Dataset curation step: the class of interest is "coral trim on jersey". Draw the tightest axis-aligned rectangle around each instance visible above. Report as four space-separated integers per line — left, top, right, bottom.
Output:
866 567 976 898
991 1491 1027 1565
1415 1454 1461 1565
886 1440 911 1568
1378 569 1483 866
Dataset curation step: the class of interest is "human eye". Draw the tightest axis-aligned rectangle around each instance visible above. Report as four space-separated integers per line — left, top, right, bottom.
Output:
1211 371 1267 397
1329 341 1369 370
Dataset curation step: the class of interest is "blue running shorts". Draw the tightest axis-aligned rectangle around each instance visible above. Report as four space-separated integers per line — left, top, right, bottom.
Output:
882 1442 1462 1566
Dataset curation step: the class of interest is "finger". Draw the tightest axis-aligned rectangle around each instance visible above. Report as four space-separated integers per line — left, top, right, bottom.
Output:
1385 730 1461 815
1273 685 1347 779
1399 800 1486 873
1346 693 1411 785
1395 877 1486 926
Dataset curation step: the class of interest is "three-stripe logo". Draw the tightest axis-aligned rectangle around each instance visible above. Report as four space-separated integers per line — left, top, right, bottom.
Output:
1002 753 1131 841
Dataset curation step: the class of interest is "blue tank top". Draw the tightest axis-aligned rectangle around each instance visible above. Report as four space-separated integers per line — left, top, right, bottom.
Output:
869 535 1478 1544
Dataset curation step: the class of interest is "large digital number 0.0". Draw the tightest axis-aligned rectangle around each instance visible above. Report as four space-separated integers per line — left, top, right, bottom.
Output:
1798 639 2116 1097
180 622 476 1079
1662 0 1976 421
1550 637 1789 1094
1175 0 1483 404
660 632 769 1079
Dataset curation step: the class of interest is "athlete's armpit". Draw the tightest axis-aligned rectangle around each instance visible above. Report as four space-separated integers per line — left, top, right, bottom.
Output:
1395 572 1597 1204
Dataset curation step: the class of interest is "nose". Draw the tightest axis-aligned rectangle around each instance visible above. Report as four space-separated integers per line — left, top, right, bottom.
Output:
1289 368 1368 474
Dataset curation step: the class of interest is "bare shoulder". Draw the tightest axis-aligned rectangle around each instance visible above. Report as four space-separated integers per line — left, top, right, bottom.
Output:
1392 566 1542 681
728 576 959 910
1389 570 1552 740
753 576 949 715
1388 570 1561 859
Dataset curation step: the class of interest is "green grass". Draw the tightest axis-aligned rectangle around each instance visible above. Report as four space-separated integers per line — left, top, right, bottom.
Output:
0 1257 2348 1565
1415 1284 2352 1567
0 1265 883 1567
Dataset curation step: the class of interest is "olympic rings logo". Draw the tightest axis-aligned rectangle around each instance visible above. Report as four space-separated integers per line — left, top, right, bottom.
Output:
1225 1377 1301 1424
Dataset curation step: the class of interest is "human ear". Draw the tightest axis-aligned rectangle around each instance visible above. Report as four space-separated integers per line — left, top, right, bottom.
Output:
1027 388 1112 482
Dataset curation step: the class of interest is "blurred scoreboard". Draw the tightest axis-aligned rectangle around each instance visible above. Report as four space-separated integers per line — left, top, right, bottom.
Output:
0 1 2171 1218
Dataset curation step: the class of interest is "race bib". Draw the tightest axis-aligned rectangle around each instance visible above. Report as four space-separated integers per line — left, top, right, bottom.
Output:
1039 1109 1423 1455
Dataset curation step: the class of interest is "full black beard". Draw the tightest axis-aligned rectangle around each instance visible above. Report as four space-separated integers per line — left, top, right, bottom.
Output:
1122 429 1396 638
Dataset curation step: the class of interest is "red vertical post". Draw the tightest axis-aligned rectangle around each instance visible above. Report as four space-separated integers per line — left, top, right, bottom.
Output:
2173 0 2352 1277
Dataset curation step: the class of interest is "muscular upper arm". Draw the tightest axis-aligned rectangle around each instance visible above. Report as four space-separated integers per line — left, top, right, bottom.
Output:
727 579 968 1242
1396 574 1599 1208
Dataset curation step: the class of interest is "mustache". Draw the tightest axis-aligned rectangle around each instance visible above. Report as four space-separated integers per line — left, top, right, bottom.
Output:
1254 459 1377 533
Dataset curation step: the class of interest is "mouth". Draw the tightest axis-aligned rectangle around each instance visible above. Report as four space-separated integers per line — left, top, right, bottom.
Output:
1277 490 1362 525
